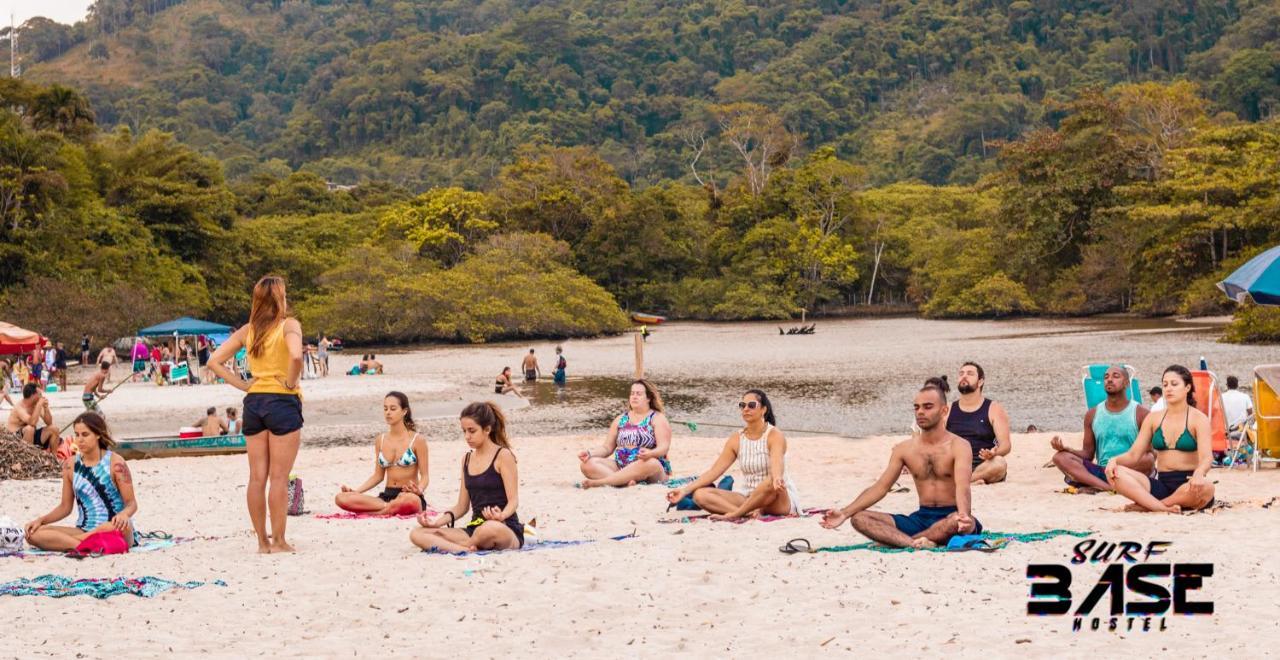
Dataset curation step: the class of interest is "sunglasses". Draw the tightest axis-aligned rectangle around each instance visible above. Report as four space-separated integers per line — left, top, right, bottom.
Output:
737 401 761 410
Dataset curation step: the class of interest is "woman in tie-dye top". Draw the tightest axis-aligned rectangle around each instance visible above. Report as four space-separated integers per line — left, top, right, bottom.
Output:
25 412 139 551
578 379 673 488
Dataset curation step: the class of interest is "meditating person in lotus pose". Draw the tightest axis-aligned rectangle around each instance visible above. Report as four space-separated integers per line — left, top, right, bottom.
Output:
1050 365 1153 491
335 392 429 516
410 402 524 553
1106 365 1216 513
25 412 139 551
665 389 800 520
821 384 979 549
579 379 673 488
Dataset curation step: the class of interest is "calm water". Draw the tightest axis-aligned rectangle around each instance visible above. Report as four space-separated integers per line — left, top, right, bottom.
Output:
364 315 1276 440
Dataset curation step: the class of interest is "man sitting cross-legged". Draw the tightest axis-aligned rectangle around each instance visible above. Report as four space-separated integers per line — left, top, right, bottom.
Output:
821 384 980 548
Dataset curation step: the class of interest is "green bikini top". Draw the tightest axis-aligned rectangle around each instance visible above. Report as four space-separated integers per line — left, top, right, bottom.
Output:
1151 410 1197 452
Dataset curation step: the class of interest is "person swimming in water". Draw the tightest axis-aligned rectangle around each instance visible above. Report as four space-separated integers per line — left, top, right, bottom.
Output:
665 389 801 520
1106 365 1216 513
24 412 139 551
578 379 673 488
821 384 978 548
335 392 429 516
410 401 524 553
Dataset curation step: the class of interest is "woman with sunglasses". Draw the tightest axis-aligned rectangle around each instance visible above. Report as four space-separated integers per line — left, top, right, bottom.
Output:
665 389 801 520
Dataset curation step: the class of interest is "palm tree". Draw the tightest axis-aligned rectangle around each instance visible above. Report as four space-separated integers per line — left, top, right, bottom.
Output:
30 85 96 137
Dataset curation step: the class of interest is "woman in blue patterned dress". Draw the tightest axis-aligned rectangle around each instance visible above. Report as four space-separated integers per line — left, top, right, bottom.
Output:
25 412 139 551
579 379 673 488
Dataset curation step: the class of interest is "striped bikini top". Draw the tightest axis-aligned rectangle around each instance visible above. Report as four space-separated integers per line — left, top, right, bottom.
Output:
73 451 128 533
616 411 657 450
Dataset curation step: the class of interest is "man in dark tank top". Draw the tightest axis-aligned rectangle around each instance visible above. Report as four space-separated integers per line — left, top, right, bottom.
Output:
945 361 1011 484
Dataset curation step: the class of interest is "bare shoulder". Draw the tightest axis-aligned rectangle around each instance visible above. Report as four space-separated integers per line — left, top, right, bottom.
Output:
989 400 1009 417
496 447 519 469
283 318 303 332
766 426 786 443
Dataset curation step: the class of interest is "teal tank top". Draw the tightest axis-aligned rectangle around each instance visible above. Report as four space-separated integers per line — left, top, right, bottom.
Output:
1091 400 1139 467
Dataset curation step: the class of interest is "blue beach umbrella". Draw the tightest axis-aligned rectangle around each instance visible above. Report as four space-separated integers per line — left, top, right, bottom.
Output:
1218 245 1280 306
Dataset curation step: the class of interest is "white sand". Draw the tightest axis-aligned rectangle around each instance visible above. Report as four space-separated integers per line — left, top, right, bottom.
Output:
1 430 1276 657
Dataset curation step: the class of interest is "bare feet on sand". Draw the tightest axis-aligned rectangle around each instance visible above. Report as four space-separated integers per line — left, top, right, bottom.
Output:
911 538 937 549
269 541 296 553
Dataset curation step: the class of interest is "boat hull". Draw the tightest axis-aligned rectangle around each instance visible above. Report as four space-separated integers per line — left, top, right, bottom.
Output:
114 433 247 460
631 313 666 324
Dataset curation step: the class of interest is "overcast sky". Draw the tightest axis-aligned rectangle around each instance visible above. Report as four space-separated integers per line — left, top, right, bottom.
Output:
6 0 92 26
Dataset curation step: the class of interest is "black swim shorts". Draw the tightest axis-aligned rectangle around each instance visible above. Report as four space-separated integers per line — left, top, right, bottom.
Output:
241 393 303 436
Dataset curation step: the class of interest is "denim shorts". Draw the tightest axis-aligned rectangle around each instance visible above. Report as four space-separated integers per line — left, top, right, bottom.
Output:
242 393 303 436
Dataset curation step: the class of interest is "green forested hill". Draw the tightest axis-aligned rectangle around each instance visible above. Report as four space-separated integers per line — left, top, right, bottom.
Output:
17 0 1280 189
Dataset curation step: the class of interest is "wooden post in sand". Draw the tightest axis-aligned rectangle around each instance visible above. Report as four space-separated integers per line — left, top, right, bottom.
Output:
634 332 644 378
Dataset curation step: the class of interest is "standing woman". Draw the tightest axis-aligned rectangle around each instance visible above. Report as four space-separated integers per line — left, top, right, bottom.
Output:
578 379 673 488
25 412 139 550
665 389 801 520
335 392 430 516
1106 365 1216 513
208 275 305 553
411 402 523 553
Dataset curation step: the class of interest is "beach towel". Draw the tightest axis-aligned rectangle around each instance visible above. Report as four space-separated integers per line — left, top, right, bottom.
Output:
784 529 1093 555
0 574 226 599
422 532 638 557
1102 497 1277 514
2 534 195 559
316 506 439 521
660 508 829 524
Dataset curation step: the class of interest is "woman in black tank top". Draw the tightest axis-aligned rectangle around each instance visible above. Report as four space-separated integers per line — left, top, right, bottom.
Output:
411 402 524 553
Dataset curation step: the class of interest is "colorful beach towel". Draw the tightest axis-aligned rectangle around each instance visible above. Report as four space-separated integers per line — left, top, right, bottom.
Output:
785 529 1093 555
1 535 193 559
423 532 638 557
316 507 439 521
659 508 830 524
0 574 226 599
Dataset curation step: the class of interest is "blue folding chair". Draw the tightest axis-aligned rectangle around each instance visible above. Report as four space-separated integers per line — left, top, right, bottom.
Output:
1081 364 1141 409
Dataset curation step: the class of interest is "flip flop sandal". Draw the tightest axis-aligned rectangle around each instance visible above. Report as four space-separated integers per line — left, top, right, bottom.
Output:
779 538 814 554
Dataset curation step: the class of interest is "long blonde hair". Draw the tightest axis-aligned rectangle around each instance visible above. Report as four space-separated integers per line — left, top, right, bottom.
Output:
248 275 287 358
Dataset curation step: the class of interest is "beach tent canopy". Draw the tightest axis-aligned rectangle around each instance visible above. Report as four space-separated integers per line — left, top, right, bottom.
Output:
0 322 48 355
138 317 233 337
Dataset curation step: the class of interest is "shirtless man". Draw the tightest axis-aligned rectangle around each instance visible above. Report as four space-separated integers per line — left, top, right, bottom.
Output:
81 362 111 413
7 383 56 452
1050 365 1154 491
521 349 540 382
195 407 229 437
821 385 980 548
947 361 1011 484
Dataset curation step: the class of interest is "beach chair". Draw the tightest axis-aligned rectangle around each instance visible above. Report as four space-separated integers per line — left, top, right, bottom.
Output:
1250 366 1280 471
170 361 190 385
1080 364 1142 409
1190 370 1228 455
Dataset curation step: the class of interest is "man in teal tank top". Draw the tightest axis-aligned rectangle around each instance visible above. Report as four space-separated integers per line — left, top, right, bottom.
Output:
1050 365 1155 491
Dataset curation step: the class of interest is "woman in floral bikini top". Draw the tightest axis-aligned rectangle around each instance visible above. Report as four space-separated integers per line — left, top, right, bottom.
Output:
577 379 673 488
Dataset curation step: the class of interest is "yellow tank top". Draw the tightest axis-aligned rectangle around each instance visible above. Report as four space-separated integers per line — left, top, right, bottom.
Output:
246 320 300 396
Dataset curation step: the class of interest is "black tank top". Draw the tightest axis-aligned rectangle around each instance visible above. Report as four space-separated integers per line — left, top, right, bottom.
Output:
463 448 521 526
947 398 996 454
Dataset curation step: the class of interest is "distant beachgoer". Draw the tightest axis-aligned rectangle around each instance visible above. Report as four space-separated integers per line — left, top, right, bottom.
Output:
0 360 14 408
579 379 672 488
1221 375 1252 431
82 362 111 413
336 392 430 516
521 349 539 382
207 275 305 554
821 384 980 548
131 339 149 381
494 367 518 396
317 335 330 377
411 402 523 553
665 389 801 520
52 342 68 391
366 354 383 374
7 383 55 452
1050 365 1154 491
80 334 91 366
198 335 212 383
640 325 650 342
227 407 241 435
195 406 229 437
25 412 139 551
1148 385 1165 412
553 346 567 386
1107 365 1216 513
946 362 1011 484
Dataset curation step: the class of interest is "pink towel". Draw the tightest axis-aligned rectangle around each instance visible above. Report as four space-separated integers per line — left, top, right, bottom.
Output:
316 507 439 521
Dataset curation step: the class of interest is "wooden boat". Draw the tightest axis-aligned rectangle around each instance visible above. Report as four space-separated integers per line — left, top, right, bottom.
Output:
631 312 667 325
114 433 246 460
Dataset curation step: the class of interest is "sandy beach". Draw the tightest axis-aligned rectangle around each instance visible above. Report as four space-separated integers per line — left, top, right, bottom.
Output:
2 428 1276 657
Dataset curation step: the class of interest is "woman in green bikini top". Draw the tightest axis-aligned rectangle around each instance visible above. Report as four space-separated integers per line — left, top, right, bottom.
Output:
1105 364 1215 513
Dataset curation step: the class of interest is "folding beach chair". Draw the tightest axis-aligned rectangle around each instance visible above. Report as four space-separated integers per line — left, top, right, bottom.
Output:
1080 364 1142 409
1190 370 1228 456
169 361 190 385
1249 366 1280 471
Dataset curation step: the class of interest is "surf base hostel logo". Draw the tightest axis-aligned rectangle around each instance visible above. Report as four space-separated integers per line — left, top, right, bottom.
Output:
1027 540 1213 632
